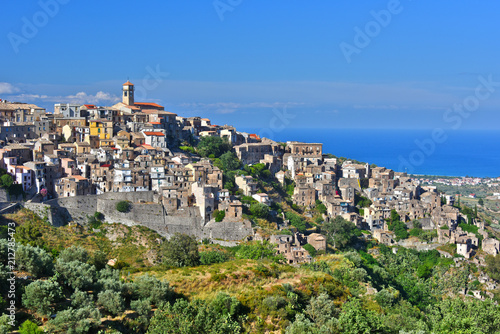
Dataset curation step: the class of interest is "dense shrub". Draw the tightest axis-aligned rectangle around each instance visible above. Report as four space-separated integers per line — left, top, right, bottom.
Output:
46 306 101 334
127 274 173 306
22 279 63 316
200 250 229 265
197 136 231 158
148 293 242 334
57 246 88 263
303 243 317 257
19 320 43 334
284 211 308 233
97 289 125 315
160 233 200 267
15 244 53 277
55 260 96 290
321 216 358 250
250 203 270 219
70 289 94 309
0 315 12 334
116 200 131 213
214 210 225 222
388 220 408 241
233 241 283 262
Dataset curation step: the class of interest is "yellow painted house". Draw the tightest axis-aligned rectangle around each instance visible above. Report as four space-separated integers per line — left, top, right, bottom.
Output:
89 119 113 140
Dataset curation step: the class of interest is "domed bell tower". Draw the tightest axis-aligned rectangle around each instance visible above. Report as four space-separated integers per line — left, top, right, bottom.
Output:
122 81 134 106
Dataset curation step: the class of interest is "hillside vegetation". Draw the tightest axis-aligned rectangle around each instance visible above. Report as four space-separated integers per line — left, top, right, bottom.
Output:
2 208 500 333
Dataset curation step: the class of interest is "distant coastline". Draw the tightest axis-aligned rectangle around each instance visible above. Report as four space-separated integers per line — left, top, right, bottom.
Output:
239 128 500 178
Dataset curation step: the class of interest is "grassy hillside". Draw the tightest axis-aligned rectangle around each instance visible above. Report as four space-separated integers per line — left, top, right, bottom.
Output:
2 208 163 269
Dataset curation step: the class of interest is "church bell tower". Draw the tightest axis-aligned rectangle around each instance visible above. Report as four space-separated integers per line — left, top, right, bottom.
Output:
122 81 134 105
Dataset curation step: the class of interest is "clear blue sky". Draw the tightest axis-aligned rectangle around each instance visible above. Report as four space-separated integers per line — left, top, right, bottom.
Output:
1 0 500 130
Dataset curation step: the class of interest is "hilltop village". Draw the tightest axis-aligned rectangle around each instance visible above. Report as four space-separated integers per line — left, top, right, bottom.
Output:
3 81 500 334
1 81 499 266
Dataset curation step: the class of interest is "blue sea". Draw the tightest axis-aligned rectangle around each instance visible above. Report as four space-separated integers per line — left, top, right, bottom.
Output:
238 128 500 178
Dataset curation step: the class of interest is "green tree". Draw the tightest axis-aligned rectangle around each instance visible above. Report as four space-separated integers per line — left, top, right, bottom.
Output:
200 250 229 265
46 306 101 334
14 221 43 247
485 254 500 281
131 298 152 317
97 289 125 315
0 315 12 334
55 260 96 290
389 209 400 223
338 298 385 334
96 267 124 294
322 216 358 250
147 293 242 334
219 151 241 171
286 313 320 334
0 174 13 188
70 289 94 309
303 293 339 331
427 298 500 333
478 198 484 206
355 194 372 208
374 288 398 308
116 200 131 213
161 233 200 267
315 200 327 215
233 241 283 262
22 279 63 317
58 246 88 263
18 320 43 334
197 136 231 158
285 211 308 233
127 274 173 306
214 210 225 222
250 203 270 219
15 244 53 278
388 220 408 241
131 298 152 329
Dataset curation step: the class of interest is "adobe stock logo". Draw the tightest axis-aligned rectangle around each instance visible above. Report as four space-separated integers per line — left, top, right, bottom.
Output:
339 0 404 64
213 0 243 21
258 106 295 141
8 0 70 54
134 65 170 102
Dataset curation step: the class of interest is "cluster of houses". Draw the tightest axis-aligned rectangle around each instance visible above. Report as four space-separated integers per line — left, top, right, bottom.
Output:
0 81 499 262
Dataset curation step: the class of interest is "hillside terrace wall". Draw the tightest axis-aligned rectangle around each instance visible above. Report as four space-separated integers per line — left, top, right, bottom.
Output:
23 192 253 242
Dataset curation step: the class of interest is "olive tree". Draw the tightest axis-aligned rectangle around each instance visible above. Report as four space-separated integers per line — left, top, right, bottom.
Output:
160 233 200 267
22 279 63 317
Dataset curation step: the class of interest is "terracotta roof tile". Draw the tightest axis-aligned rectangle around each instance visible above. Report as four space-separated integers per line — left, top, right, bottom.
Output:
134 102 163 109
143 132 165 136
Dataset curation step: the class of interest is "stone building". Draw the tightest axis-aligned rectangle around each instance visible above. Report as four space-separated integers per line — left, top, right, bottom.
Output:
307 233 326 251
235 175 258 196
373 229 395 245
55 175 92 197
293 184 316 207
483 238 500 256
233 141 280 165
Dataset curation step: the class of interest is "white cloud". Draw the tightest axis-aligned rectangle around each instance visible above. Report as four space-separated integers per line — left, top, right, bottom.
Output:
353 105 405 110
9 91 120 105
65 91 120 104
177 101 304 114
0 83 20 94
